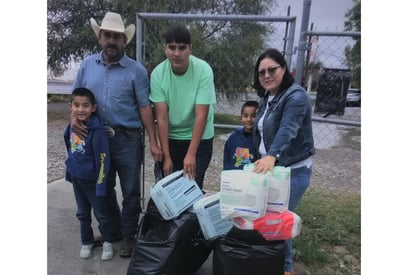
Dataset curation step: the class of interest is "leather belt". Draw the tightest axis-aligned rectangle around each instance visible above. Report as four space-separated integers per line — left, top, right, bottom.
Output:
104 126 141 138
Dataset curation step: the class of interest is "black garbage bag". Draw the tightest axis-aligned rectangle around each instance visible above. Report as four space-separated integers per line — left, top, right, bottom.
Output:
154 161 164 183
212 227 285 275
314 69 351 117
145 161 166 221
146 197 166 221
127 211 212 275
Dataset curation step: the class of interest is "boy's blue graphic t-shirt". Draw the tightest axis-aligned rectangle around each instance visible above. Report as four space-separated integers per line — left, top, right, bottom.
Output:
223 127 255 170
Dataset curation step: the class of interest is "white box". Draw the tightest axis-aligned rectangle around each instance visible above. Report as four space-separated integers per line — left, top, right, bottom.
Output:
219 170 269 220
193 193 233 240
150 170 204 220
267 166 290 213
243 164 290 213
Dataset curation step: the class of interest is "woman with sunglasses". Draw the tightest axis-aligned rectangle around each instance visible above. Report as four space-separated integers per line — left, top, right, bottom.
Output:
251 48 315 275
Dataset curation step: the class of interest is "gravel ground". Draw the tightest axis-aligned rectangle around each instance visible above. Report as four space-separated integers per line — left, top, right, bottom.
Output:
46 102 224 191
47 101 360 194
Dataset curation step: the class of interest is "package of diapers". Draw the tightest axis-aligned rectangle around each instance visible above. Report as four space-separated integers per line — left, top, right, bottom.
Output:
150 170 204 220
232 210 302 241
193 192 233 240
219 169 269 220
243 164 290 213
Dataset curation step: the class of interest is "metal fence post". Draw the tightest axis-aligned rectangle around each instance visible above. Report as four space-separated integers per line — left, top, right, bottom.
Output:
295 0 312 86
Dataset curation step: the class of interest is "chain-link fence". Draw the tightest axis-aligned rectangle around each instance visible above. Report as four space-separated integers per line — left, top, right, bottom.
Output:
136 13 360 199
302 32 360 199
136 13 297 99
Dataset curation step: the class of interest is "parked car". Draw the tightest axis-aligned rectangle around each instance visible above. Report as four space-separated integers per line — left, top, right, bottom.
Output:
346 88 361 107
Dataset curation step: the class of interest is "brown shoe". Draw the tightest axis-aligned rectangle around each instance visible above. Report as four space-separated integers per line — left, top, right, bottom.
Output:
284 271 293 275
119 237 135 258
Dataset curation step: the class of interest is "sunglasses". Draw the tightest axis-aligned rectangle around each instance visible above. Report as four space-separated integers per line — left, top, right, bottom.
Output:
258 66 281 78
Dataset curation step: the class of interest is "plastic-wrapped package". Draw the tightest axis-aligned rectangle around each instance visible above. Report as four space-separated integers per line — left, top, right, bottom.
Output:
232 210 302 241
219 169 269 220
243 164 291 213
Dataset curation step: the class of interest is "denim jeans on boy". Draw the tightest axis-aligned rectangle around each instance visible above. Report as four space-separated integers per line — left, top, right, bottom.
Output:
71 178 112 244
168 138 213 190
284 165 313 272
106 129 143 239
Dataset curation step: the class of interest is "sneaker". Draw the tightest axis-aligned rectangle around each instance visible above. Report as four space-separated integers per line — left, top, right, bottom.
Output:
80 244 93 259
101 242 114 261
119 237 135 258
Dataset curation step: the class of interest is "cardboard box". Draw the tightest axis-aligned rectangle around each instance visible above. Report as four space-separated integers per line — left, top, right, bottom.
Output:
193 193 233 240
219 170 269 220
150 170 204 220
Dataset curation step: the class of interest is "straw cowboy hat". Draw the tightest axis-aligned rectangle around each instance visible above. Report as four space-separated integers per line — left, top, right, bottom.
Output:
90 12 135 45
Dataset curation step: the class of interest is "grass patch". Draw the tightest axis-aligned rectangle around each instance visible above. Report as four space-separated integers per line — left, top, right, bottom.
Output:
294 187 361 274
48 94 71 102
214 113 241 135
214 113 241 125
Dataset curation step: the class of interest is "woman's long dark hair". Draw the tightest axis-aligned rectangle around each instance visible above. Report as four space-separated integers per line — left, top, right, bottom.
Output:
252 48 295 97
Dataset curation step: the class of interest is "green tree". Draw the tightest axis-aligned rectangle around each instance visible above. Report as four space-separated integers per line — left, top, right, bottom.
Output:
344 0 361 88
48 0 277 97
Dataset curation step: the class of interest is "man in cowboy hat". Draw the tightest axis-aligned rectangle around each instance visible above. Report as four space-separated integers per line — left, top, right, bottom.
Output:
71 11 163 258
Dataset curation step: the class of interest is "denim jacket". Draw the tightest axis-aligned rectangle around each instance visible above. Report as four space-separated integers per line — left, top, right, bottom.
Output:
253 83 315 167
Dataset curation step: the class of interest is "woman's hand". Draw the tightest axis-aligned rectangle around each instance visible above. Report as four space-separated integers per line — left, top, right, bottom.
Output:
253 155 276 173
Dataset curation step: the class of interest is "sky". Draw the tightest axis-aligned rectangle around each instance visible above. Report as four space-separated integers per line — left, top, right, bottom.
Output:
275 0 354 31
271 0 356 69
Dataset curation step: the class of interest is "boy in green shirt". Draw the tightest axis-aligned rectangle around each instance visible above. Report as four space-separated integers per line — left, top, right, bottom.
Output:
150 24 216 189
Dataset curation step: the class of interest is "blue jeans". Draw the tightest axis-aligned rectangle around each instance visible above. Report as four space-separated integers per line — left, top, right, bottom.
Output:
71 178 112 244
168 138 213 189
284 165 312 272
106 129 143 238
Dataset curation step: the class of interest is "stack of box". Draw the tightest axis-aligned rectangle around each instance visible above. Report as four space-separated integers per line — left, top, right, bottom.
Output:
227 164 302 241
149 166 301 243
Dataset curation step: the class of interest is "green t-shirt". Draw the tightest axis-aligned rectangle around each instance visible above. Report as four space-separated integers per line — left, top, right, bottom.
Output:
150 55 216 140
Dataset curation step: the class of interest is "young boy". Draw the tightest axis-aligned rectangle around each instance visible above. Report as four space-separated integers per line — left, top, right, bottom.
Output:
223 100 259 170
64 87 113 260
